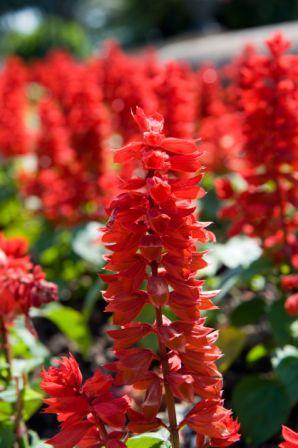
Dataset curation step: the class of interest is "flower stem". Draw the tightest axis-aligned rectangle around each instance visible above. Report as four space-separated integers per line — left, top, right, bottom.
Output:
15 375 29 448
276 175 291 264
0 320 29 448
0 318 12 381
151 261 180 448
155 306 180 448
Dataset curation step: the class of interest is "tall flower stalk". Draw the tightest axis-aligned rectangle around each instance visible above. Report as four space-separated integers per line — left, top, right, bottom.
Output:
101 107 240 447
218 34 298 267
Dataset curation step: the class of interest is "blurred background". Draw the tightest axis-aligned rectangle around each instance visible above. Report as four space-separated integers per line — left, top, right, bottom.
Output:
1 0 298 60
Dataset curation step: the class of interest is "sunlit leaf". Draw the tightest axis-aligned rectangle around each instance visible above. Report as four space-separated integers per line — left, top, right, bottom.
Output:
217 326 246 372
246 344 268 364
40 303 91 355
230 297 266 327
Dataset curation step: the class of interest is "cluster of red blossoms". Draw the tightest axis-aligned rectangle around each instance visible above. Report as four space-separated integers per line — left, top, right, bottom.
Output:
41 109 240 447
41 354 129 448
216 34 298 315
0 40 244 224
20 52 114 225
0 57 29 158
217 33 298 261
0 233 57 325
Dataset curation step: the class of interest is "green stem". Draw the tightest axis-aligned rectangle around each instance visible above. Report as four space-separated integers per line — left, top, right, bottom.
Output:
0 318 12 381
14 375 29 448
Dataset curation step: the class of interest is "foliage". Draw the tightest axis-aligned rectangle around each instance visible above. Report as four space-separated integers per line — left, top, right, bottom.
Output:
2 17 90 60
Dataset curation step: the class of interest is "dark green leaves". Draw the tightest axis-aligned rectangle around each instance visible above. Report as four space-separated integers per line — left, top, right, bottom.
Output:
230 297 266 327
232 375 290 445
268 299 296 346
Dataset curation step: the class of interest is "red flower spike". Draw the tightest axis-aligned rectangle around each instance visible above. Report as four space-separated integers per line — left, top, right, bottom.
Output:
100 107 239 447
21 54 116 225
0 57 29 158
218 33 298 271
41 354 130 448
0 233 57 324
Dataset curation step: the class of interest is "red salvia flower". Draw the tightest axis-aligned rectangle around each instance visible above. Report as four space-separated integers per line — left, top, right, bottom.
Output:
0 233 57 323
284 293 298 317
281 274 298 291
22 54 116 225
279 426 298 448
155 61 197 139
0 57 29 158
100 107 240 446
41 353 130 448
93 41 158 142
217 33 298 268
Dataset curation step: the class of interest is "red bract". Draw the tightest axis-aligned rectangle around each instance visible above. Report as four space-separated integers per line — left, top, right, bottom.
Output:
217 33 298 267
279 426 298 448
101 107 240 447
0 233 57 323
184 400 240 447
41 353 129 448
0 57 29 158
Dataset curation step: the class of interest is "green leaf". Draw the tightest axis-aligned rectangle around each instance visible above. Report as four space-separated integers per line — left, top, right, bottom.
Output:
232 375 291 445
214 267 242 302
0 401 13 421
12 359 44 377
127 435 170 448
268 299 295 346
275 357 298 407
41 303 91 355
0 422 14 446
83 278 102 321
23 388 44 421
240 256 273 282
230 297 266 327
217 327 246 372
29 430 51 447
0 386 43 421
272 346 298 407
246 344 268 364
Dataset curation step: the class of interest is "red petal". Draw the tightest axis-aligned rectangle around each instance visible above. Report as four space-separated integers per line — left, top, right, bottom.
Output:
47 421 92 448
